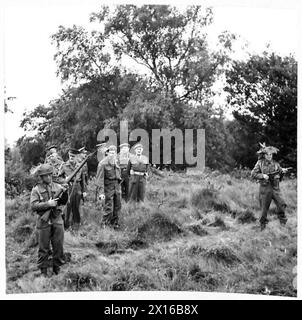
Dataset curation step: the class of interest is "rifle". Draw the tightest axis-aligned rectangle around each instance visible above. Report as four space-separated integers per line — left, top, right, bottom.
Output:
40 150 97 223
263 167 293 184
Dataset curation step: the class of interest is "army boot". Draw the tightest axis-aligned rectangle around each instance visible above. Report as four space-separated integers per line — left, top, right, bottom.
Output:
40 268 48 277
53 266 60 275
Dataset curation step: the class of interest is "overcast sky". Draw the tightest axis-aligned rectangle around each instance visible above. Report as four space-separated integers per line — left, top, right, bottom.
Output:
3 0 300 145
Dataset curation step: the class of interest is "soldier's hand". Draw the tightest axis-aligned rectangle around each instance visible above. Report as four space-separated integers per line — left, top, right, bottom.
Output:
263 174 269 180
48 199 58 207
99 194 105 201
82 192 87 198
61 183 69 192
41 214 49 223
282 168 288 173
130 169 134 175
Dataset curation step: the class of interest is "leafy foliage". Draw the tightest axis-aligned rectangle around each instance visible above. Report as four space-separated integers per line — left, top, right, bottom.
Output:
225 52 297 167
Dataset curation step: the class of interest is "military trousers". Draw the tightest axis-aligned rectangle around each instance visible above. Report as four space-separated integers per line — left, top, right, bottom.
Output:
129 174 146 202
120 168 129 201
37 223 64 269
102 180 121 226
258 184 287 225
65 182 82 229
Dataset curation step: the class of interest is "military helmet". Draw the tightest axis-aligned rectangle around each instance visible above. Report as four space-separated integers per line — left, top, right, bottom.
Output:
36 164 53 176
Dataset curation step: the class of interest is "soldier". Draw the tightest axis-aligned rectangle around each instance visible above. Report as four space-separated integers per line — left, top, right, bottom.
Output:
44 145 64 182
77 147 89 192
251 143 290 230
30 164 68 276
95 145 122 229
58 148 87 230
118 143 131 201
127 143 149 202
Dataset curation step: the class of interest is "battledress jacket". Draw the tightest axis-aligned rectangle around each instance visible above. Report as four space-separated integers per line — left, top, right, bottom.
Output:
251 159 284 188
30 182 68 229
95 157 122 195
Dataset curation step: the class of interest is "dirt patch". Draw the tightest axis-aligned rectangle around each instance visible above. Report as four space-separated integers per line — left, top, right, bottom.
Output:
137 212 182 242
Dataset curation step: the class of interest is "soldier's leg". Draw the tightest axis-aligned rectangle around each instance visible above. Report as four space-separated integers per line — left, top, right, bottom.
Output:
259 185 272 227
65 201 72 229
102 183 114 225
129 175 139 202
138 176 146 202
112 183 122 226
121 170 127 200
272 190 287 225
72 185 82 225
37 226 51 272
124 174 130 202
50 224 64 274
128 176 135 201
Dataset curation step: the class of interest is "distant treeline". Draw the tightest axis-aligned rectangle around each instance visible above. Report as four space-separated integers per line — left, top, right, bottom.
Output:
5 5 297 189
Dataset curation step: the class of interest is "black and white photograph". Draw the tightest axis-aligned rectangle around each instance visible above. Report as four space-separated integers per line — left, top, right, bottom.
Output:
2 0 298 298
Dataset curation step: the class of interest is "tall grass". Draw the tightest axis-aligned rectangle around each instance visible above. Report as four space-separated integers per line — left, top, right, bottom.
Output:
5 170 297 296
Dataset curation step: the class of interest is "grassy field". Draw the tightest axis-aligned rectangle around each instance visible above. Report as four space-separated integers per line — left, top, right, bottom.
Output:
5 170 297 296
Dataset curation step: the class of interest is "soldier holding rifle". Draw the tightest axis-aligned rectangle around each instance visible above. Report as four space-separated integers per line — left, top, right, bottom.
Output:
30 164 68 276
58 148 87 230
251 143 292 231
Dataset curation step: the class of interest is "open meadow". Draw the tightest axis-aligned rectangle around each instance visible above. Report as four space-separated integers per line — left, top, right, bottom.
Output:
5 169 297 296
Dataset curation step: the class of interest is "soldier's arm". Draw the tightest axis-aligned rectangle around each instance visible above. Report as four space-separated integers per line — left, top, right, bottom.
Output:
95 163 105 195
30 188 52 214
251 161 265 180
275 162 285 179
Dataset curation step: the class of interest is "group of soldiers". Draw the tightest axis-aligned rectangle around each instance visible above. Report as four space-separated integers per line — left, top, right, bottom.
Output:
29 140 291 276
30 142 149 276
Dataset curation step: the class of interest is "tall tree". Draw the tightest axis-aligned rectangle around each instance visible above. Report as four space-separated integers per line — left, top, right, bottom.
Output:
224 52 297 167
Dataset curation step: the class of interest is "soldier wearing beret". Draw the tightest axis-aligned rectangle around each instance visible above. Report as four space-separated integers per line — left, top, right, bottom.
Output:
95 145 122 228
127 143 149 202
58 148 87 230
77 147 89 191
44 145 64 182
30 164 68 276
251 143 289 230
118 143 131 201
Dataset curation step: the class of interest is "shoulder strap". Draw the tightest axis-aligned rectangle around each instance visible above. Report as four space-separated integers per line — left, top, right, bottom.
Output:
34 185 44 201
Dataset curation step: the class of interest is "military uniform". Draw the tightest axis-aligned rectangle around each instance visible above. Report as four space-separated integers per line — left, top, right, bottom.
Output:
30 165 68 273
95 152 122 227
118 144 132 201
44 154 64 182
127 148 149 202
251 144 287 228
58 158 86 229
